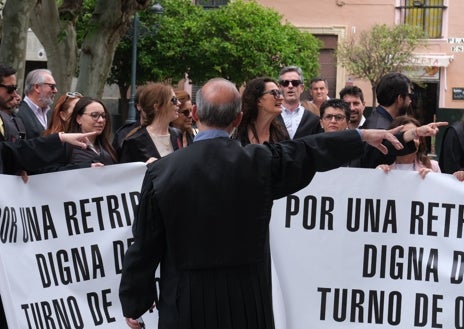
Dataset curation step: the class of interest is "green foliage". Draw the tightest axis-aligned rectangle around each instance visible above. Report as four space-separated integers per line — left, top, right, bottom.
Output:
109 0 320 91
75 0 97 46
337 24 426 88
187 0 319 84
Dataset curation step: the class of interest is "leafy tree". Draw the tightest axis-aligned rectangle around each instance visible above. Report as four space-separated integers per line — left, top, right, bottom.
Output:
109 0 320 120
0 0 150 98
337 23 426 109
111 0 320 88
183 0 320 85
0 0 320 107
108 0 201 101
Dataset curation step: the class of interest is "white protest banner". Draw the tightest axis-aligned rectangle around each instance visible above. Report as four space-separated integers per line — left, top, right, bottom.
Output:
270 167 464 328
0 163 161 328
3 164 464 329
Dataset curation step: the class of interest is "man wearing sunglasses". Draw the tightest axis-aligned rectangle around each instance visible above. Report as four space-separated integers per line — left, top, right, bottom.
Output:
278 66 322 140
0 64 26 143
16 68 58 139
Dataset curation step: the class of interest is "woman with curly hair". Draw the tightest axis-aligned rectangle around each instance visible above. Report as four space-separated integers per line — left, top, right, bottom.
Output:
234 77 289 145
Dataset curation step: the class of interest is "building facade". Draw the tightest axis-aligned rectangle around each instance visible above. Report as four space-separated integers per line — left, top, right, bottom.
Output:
254 0 463 127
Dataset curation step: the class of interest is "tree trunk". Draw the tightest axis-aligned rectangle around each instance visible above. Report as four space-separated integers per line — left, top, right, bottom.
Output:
0 0 35 94
76 0 148 98
29 0 80 96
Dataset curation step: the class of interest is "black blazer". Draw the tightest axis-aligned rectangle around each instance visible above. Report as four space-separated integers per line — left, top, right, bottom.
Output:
16 101 51 139
358 107 411 168
119 130 364 328
278 109 322 139
0 111 26 142
439 122 464 174
119 126 182 163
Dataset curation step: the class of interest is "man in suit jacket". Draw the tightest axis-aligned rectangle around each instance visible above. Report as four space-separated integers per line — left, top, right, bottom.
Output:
278 66 322 139
360 72 414 168
118 77 442 329
16 69 57 138
0 64 25 142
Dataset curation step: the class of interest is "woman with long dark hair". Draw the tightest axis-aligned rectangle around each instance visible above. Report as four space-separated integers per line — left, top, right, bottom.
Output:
66 97 117 167
234 77 289 145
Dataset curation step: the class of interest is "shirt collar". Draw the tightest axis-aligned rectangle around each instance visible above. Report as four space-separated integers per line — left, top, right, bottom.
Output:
193 129 230 142
375 106 393 122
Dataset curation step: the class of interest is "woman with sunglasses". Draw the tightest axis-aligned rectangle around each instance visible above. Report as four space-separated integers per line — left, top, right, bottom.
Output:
234 77 289 145
171 89 197 147
43 91 83 136
65 97 117 167
119 82 182 163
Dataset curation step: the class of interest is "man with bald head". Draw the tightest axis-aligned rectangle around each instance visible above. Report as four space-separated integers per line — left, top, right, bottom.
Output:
119 78 441 329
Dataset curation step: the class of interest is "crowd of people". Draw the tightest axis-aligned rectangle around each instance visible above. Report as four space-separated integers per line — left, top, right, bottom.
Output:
0 62 459 329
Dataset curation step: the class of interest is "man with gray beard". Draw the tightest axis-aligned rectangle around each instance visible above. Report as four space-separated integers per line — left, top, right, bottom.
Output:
16 68 58 138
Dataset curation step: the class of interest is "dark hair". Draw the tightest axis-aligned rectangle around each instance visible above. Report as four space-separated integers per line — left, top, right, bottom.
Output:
236 77 289 144
319 99 350 121
67 97 117 162
0 63 16 83
173 89 195 135
376 72 411 107
389 115 431 168
309 77 328 88
339 85 365 103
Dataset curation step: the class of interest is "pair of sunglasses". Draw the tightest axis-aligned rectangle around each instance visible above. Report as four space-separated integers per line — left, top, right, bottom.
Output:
178 109 192 116
0 83 17 94
262 89 283 99
279 80 302 87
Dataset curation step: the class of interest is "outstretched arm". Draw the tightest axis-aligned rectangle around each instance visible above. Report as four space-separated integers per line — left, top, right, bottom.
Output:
58 131 96 148
360 121 448 155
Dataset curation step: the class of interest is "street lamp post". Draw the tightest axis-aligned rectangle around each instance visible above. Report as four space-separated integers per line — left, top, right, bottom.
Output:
126 3 164 124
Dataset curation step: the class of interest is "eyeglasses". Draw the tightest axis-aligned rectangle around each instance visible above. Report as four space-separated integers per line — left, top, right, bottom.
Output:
279 80 302 87
178 109 192 116
66 91 83 98
41 83 57 90
262 89 283 99
407 93 415 99
322 114 346 122
82 112 107 120
171 96 179 105
0 83 18 94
